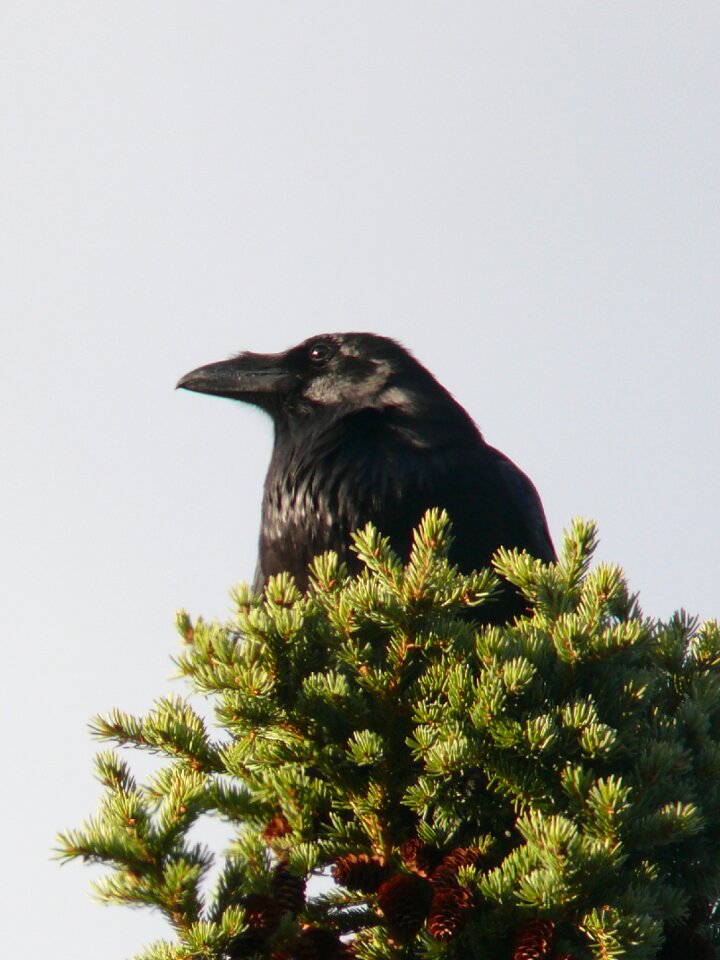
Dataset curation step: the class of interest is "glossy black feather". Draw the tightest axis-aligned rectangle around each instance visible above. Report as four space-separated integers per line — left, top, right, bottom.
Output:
178 332 555 620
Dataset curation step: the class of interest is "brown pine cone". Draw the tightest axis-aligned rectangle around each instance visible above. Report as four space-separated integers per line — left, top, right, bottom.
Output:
332 853 388 893
431 846 483 889
512 918 555 960
276 926 352 960
377 874 432 942
399 838 444 878
272 862 307 916
427 886 474 942
661 928 716 960
226 893 284 957
263 812 292 842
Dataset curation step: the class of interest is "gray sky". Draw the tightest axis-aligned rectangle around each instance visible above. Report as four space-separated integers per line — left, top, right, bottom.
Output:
2 3 719 957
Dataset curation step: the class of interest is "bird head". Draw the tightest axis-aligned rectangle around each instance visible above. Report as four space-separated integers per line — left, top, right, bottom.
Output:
176 333 461 426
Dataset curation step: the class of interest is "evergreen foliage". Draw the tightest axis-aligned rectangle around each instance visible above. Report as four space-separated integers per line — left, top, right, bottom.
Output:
58 513 720 959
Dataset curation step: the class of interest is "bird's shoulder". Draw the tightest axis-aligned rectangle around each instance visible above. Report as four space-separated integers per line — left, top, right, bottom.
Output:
483 444 556 562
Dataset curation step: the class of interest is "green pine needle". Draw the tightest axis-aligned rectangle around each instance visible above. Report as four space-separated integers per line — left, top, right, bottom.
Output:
59 513 720 959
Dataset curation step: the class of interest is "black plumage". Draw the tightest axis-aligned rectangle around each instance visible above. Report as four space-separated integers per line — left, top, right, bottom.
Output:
177 333 555 619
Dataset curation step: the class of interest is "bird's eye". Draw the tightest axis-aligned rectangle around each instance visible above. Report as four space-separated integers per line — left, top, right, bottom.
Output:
308 341 334 365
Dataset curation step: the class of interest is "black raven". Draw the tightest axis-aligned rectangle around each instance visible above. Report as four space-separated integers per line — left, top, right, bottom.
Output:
177 333 555 619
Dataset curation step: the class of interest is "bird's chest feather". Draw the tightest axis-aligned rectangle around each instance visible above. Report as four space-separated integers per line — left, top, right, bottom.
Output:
261 442 390 549
257 417 436 581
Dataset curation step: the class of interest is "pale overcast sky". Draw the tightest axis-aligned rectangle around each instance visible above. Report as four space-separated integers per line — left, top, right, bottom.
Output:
2 4 719 958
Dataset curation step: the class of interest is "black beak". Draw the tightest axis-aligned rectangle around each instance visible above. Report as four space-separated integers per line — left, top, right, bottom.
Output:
176 352 298 407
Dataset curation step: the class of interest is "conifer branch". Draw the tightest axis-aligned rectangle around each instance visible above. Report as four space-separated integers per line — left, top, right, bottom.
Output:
59 514 720 959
